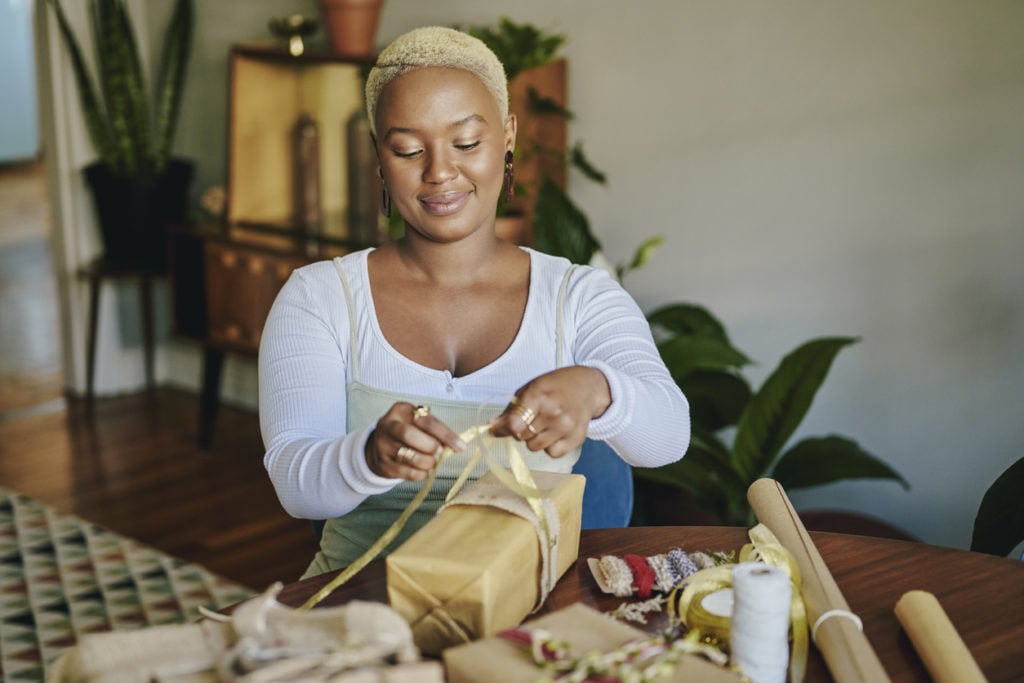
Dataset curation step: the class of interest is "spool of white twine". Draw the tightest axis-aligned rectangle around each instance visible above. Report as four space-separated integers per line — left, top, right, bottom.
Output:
730 562 792 683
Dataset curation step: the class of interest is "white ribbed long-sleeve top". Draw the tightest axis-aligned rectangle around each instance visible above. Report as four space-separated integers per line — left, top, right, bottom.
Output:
258 248 689 520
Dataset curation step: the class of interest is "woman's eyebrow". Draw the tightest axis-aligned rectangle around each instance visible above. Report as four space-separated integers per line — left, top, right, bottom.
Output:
448 114 486 129
382 114 487 141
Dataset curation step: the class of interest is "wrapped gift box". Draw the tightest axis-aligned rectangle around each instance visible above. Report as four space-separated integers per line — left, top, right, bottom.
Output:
386 470 585 656
444 603 744 683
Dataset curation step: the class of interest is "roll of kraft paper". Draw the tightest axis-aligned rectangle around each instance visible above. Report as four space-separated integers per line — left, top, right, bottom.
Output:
747 478 891 683
731 562 791 683
894 590 988 683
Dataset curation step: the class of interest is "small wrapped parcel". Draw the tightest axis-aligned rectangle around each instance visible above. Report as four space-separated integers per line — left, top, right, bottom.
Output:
386 470 585 655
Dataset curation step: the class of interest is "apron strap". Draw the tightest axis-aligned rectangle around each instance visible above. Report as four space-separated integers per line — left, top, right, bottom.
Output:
332 257 361 382
555 264 579 368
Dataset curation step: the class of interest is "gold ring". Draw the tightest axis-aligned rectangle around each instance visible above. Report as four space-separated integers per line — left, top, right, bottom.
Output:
413 405 431 421
397 446 416 462
513 404 537 426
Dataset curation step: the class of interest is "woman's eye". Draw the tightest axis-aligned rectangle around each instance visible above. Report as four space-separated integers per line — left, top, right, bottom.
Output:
455 141 481 151
392 149 422 159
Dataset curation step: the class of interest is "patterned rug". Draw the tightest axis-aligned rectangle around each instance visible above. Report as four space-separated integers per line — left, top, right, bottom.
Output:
0 487 256 682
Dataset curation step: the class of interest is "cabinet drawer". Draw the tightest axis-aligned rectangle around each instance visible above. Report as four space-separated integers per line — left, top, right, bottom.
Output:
204 242 306 353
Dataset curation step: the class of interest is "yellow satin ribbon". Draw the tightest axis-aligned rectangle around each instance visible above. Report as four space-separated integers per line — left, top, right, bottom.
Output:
668 524 809 683
299 424 550 611
671 566 733 644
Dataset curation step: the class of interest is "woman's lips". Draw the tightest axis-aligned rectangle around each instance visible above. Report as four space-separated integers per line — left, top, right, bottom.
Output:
419 191 470 216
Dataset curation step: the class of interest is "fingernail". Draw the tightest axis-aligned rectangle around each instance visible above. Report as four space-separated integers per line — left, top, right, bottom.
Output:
453 438 467 451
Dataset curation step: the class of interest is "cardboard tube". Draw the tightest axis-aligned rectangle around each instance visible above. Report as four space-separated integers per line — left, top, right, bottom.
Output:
895 590 988 683
747 478 891 683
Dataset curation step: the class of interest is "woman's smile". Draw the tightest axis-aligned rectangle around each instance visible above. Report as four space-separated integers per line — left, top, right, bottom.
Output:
419 190 471 216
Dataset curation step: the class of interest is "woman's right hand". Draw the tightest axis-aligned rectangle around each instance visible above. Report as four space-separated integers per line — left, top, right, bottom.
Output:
366 403 466 481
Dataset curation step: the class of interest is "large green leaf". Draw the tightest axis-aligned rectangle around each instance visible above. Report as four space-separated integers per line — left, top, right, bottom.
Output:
732 337 859 480
771 435 909 491
153 0 193 173
532 179 601 265
47 0 116 165
658 336 750 384
680 370 752 432
648 303 731 344
971 455 1024 556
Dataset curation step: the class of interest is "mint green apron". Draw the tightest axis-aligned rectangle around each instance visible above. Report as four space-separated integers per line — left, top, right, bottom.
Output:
303 257 581 577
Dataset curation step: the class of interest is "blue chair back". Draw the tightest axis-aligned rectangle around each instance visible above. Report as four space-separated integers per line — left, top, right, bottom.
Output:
572 439 633 529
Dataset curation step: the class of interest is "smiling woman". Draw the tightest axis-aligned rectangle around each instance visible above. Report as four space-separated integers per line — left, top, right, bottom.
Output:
257 26 691 579
375 67 512 244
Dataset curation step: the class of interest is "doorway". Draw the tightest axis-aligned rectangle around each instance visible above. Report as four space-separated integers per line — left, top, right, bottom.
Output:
0 0 64 420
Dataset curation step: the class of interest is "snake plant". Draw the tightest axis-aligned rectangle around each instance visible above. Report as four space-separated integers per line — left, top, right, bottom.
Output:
47 0 194 177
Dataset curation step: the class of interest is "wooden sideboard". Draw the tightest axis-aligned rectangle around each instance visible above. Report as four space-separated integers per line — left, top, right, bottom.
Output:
170 223 354 446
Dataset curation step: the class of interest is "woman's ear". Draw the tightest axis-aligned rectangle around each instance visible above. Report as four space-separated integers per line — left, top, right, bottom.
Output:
504 114 518 153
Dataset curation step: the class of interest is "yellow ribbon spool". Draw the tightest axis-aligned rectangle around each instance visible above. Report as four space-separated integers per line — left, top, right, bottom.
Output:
668 524 809 683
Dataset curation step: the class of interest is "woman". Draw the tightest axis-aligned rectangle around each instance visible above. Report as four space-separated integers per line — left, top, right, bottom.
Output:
259 26 689 578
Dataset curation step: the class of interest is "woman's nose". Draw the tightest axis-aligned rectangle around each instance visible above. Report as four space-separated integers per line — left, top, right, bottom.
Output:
422 149 457 184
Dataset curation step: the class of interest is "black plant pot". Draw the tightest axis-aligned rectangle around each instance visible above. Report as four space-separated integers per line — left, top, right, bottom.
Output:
84 158 194 271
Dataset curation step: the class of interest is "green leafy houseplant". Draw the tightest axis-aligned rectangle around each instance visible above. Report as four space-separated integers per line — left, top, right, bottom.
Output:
47 0 195 268
637 305 908 525
971 455 1024 557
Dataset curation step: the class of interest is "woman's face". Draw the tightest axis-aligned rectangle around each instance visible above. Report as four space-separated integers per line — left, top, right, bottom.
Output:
374 67 515 243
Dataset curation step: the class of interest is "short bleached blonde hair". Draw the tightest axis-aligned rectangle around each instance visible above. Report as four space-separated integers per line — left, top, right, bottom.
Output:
365 26 509 135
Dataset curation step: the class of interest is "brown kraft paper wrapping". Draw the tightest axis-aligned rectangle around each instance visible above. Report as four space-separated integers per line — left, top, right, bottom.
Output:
386 470 585 656
444 603 744 683
894 590 988 683
747 478 891 683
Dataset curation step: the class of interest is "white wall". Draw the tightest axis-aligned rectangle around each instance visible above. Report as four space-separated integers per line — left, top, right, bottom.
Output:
370 1 1024 551
43 0 1024 550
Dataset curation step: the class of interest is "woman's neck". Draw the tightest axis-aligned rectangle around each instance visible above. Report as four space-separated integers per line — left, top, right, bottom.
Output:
393 228 515 287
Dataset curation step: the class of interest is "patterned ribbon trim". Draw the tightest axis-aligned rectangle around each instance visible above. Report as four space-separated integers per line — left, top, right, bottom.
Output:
299 424 552 611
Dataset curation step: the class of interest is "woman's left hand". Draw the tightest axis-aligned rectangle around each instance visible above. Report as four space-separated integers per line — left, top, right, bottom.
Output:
490 366 611 457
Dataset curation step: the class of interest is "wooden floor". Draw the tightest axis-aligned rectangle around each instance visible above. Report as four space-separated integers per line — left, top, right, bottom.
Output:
0 389 315 590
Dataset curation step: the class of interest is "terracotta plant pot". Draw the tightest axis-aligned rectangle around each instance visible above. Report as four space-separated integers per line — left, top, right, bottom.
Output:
318 0 384 57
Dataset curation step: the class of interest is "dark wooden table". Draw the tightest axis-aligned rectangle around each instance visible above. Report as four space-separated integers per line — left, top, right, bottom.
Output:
275 526 1024 682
